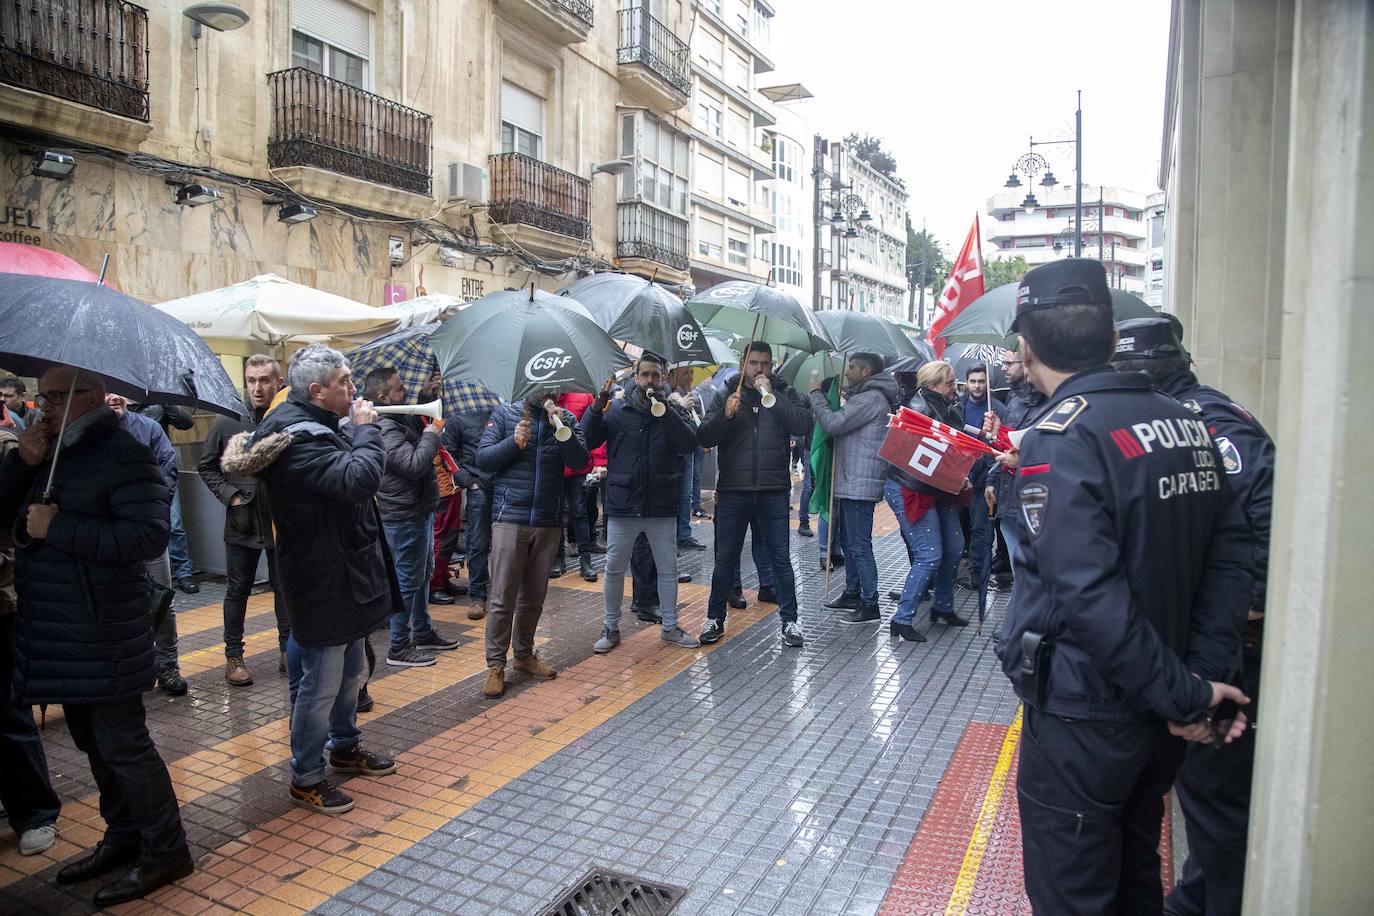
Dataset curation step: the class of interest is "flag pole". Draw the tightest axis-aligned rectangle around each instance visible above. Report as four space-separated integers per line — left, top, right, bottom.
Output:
822 350 845 596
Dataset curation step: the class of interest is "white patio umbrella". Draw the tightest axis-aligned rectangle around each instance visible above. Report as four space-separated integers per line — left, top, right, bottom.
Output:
155 273 401 345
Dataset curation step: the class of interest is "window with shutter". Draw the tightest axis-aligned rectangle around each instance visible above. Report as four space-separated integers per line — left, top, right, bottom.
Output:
500 81 545 160
291 0 371 89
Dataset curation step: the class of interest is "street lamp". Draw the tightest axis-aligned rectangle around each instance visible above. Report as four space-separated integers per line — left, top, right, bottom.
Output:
1001 90 1083 254
810 134 873 311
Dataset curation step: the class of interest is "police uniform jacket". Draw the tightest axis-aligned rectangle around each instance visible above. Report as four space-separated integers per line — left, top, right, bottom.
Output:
995 367 1247 724
1158 371 1274 615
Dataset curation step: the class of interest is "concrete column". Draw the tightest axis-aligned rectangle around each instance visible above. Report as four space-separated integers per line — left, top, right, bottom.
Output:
1246 0 1374 911
1162 0 1292 430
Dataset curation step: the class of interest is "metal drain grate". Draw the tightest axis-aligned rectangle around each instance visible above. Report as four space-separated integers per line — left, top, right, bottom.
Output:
541 867 686 916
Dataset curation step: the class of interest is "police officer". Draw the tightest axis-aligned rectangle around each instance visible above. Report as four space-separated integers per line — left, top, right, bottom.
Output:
995 259 1251 914
1113 316 1274 916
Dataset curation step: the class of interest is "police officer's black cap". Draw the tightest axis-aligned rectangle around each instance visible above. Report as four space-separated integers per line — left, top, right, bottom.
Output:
1011 259 1113 331
1112 316 1185 361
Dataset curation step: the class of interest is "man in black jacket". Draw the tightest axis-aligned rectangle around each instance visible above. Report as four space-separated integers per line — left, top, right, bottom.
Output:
225 344 400 817
1113 316 1274 916
0 365 192 906
365 367 459 668
982 345 1045 568
697 343 812 648
476 393 589 698
443 388 500 623
994 260 1250 914
583 354 700 653
199 354 291 687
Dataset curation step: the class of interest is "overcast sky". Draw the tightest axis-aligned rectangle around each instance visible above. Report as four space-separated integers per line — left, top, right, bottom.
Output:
766 0 1171 253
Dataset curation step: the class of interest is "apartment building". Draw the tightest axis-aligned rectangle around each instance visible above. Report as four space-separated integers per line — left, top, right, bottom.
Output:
814 137 907 318
0 0 700 313
686 0 778 291
985 184 1151 295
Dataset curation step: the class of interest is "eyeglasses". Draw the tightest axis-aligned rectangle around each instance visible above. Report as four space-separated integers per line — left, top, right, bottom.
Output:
36 388 92 407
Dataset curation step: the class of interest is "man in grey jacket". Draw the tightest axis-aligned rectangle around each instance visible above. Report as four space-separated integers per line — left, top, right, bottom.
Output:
808 353 900 622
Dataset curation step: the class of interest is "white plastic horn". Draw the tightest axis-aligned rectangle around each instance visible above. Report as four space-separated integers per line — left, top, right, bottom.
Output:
756 378 776 409
648 393 667 417
374 399 443 419
546 402 573 442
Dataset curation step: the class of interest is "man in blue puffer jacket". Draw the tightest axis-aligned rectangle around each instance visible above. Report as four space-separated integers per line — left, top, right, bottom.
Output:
476 393 589 698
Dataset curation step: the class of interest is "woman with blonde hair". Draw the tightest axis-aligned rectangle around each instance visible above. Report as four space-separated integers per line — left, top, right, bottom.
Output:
881 360 969 641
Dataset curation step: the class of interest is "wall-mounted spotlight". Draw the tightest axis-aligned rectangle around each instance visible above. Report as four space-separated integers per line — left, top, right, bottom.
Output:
277 202 317 224
183 3 250 38
176 182 222 207
32 150 75 180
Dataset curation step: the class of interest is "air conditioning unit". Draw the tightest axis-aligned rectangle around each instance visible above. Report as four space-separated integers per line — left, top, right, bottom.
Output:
447 161 489 203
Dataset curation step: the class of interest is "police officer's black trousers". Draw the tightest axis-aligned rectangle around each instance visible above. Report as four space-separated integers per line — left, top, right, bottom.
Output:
1018 705 1185 916
1165 647 1261 916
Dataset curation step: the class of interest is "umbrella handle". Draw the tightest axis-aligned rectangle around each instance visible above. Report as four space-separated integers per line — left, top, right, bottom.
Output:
599 373 617 413
518 401 531 449
736 312 764 396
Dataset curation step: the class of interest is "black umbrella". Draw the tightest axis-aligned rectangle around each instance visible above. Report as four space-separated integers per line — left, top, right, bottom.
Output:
686 281 834 353
938 279 1157 347
558 274 713 365
812 310 926 359
428 288 631 402
0 273 243 418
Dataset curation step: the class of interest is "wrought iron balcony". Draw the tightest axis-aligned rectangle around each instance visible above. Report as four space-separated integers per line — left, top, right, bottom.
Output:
0 0 150 121
551 0 594 27
617 202 688 271
488 152 590 240
268 68 433 196
617 6 691 99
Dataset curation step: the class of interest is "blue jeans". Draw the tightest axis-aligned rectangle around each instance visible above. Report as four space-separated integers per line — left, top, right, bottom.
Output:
167 486 193 579
289 638 366 785
0 615 60 834
837 498 878 603
677 466 693 542
999 516 1024 569
690 447 704 512
884 480 963 626
798 452 814 524
818 510 846 561
383 515 436 651
709 490 796 623
466 486 492 601
731 531 774 591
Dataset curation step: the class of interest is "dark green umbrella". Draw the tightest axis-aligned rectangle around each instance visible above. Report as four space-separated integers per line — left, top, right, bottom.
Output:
938 280 1157 346
813 310 926 359
558 273 713 365
428 289 631 402
686 281 834 353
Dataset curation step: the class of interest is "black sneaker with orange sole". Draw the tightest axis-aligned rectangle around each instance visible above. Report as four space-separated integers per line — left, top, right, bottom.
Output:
289 779 354 815
328 744 397 777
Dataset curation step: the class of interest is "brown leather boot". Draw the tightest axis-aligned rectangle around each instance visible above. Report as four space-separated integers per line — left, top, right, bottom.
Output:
512 653 557 679
482 665 505 698
225 656 253 687
467 600 487 621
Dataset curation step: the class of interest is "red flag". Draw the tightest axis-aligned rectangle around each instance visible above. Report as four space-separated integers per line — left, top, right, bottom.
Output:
926 215 985 357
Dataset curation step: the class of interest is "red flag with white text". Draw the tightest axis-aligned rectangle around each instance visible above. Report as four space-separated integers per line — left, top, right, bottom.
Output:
926 216 985 357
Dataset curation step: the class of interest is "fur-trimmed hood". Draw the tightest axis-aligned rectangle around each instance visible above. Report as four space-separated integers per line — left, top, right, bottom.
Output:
220 430 291 477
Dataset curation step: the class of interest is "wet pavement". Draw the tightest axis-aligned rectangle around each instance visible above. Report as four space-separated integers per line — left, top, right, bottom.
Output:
0 489 1056 915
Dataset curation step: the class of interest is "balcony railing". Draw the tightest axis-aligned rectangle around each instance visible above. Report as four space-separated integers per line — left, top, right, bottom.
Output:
617 202 688 271
488 152 590 240
268 68 433 196
617 7 691 98
552 0 594 27
0 0 150 121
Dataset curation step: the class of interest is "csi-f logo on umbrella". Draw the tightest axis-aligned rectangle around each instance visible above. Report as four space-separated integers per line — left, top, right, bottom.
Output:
676 323 700 350
525 347 574 382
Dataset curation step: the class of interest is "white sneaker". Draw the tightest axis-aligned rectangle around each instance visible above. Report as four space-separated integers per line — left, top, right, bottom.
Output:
19 824 56 856
593 628 621 654
661 627 701 648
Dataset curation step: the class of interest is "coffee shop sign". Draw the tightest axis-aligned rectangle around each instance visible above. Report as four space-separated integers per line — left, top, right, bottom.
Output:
0 206 41 245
